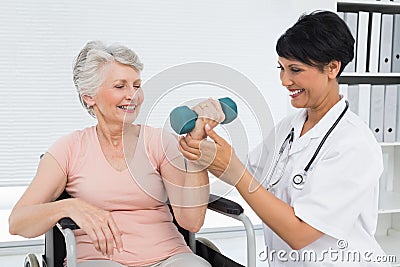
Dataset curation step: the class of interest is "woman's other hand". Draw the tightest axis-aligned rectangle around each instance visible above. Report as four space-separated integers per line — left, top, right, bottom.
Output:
179 124 246 186
67 198 123 258
189 98 225 140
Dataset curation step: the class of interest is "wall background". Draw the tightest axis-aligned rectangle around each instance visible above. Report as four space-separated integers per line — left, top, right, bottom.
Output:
0 0 335 188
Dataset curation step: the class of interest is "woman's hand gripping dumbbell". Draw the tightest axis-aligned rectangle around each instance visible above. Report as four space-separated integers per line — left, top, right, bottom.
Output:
169 97 238 138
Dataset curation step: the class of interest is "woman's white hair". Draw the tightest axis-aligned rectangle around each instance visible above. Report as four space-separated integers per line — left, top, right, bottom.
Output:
73 41 144 117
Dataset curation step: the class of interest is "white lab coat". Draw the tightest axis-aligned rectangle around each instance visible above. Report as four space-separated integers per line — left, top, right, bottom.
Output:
248 97 390 266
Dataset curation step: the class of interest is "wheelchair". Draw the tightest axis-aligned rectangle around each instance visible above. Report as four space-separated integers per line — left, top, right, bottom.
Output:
23 191 257 267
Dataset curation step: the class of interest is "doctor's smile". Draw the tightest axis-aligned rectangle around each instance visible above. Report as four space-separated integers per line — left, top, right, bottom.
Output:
288 89 305 98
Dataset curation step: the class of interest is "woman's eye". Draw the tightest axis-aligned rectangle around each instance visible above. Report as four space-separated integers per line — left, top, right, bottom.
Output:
133 85 141 89
115 85 124 89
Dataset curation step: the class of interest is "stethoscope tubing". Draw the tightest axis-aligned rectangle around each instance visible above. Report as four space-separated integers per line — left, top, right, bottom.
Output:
267 100 349 190
303 100 349 172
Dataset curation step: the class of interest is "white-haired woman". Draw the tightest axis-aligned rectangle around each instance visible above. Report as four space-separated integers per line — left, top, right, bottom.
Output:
9 41 214 267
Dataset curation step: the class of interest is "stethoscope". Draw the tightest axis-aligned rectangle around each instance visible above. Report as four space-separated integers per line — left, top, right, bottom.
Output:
266 100 349 190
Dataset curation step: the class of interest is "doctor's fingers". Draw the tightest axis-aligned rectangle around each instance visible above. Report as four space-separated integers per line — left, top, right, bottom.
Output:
178 138 201 160
187 137 219 156
205 126 228 146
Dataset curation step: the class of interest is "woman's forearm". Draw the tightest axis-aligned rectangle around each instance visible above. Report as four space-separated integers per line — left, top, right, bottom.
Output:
179 168 209 232
9 199 71 238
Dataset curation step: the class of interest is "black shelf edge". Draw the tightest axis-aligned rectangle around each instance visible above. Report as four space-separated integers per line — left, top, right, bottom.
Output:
337 1 400 14
339 73 400 84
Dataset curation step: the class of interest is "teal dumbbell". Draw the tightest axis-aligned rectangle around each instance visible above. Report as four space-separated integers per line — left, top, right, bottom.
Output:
170 97 238 135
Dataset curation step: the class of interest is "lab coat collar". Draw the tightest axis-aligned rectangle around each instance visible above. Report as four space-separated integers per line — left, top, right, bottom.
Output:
288 97 347 154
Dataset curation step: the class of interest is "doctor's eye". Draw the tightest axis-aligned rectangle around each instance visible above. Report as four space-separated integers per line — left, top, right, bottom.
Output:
290 68 302 73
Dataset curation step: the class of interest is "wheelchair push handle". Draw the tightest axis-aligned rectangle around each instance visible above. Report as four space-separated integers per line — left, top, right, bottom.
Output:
169 97 238 135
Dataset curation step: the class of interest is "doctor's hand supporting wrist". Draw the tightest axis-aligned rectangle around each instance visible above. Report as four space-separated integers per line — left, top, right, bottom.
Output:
179 124 246 186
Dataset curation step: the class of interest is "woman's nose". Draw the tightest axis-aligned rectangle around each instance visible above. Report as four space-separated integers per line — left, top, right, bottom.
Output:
126 86 137 100
280 71 294 87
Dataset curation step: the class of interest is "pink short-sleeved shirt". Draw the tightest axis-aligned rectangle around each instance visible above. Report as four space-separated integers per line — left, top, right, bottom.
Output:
48 125 191 266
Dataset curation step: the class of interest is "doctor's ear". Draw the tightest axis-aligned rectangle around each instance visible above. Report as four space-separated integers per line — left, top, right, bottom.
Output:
82 94 95 107
327 60 341 79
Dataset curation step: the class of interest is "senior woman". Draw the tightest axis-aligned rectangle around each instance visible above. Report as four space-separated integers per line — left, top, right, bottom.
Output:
9 41 213 267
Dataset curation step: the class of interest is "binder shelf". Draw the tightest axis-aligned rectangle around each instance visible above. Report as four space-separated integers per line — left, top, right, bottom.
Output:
337 1 400 266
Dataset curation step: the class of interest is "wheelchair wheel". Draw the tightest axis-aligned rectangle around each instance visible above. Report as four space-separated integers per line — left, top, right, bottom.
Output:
24 253 40 267
196 237 221 253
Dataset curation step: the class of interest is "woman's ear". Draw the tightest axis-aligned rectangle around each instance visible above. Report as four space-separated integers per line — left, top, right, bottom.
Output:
82 94 95 107
327 60 341 79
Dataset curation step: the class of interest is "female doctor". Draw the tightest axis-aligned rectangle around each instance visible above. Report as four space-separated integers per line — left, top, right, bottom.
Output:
179 10 390 266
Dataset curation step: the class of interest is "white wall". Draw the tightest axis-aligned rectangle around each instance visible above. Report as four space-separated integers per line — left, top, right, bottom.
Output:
0 0 335 189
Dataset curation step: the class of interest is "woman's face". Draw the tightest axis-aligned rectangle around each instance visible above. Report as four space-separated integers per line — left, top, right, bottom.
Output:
90 61 143 125
278 57 337 110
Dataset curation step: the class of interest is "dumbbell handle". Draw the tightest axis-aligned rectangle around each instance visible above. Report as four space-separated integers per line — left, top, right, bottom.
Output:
170 97 238 135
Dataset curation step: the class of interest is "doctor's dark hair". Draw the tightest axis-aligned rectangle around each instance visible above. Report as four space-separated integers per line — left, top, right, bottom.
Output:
276 10 354 77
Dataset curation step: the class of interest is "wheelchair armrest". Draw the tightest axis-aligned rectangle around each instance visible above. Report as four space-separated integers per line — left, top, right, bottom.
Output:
208 194 244 215
57 195 243 228
58 217 80 230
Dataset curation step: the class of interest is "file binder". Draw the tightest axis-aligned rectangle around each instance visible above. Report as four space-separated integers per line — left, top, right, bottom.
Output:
383 85 398 142
356 11 369 72
397 85 400 142
339 84 348 98
358 84 371 126
370 85 385 142
369 12 382 73
347 84 360 114
392 14 400 72
344 12 358 73
379 14 394 73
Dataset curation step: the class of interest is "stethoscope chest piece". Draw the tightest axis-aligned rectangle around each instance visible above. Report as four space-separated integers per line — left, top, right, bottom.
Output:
292 173 306 190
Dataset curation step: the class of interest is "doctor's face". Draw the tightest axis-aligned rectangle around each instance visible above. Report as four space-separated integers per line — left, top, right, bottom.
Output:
278 57 336 110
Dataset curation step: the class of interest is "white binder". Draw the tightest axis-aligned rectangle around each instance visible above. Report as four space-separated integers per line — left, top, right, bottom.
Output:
347 84 360 114
397 85 400 142
356 11 369 73
369 12 382 73
370 85 385 142
392 14 400 72
383 85 398 142
358 84 371 126
339 83 348 98
379 14 394 73
344 12 358 73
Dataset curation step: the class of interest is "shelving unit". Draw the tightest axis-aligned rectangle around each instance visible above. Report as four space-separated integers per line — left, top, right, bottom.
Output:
337 0 400 265
379 143 400 266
